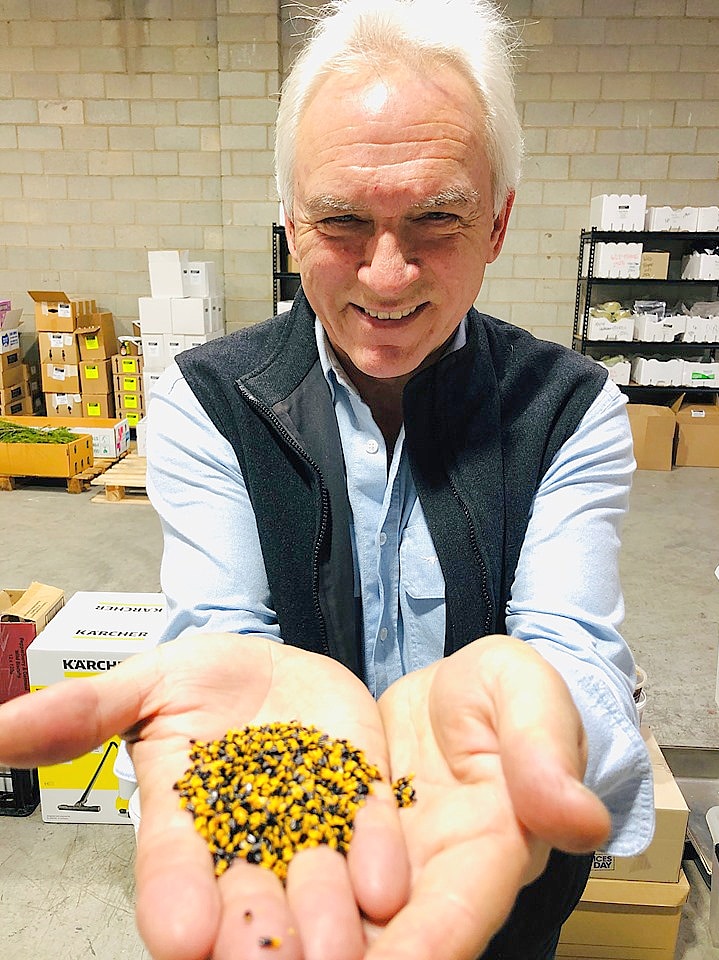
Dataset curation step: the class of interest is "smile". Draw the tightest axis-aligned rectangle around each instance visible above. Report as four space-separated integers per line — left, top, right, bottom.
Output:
360 305 421 320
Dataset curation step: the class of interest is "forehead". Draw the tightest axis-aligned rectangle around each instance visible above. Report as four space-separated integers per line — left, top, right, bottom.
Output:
294 64 491 209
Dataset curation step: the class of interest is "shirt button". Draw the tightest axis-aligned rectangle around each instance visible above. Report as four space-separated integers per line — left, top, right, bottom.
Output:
366 439 379 454
379 627 388 641
379 532 387 546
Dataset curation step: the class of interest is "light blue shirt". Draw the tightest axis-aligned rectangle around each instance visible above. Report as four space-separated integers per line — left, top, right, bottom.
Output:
146 318 654 856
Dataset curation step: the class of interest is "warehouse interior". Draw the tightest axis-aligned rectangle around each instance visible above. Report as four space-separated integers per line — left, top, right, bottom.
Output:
1 1 719 959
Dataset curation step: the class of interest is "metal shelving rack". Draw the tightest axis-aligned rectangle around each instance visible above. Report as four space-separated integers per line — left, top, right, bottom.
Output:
272 223 301 314
572 228 719 399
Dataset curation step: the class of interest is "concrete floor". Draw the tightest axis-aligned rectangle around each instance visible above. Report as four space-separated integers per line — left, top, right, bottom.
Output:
0 466 717 958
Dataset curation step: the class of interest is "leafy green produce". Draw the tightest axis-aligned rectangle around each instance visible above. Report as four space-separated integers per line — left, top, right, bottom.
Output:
0 419 78 444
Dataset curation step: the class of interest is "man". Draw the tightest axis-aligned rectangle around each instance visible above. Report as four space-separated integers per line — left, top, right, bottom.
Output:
0 2 653 959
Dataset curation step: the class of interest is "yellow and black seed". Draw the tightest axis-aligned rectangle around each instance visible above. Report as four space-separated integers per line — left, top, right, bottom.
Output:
175 720 417 882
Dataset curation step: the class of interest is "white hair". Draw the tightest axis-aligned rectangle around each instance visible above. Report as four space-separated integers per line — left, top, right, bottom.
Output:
275 0 523 217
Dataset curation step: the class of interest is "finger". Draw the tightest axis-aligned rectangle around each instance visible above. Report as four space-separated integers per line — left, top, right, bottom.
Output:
433 637 611 853
286 845 364 960
347 782 410 921
131 736 223 960
214 860 301 960
365 832 530 960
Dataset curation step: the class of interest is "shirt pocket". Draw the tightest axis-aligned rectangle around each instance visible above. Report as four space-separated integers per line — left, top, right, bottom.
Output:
399 518 446 672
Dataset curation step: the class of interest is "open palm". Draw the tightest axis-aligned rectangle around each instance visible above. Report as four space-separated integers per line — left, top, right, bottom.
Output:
0 634 409 960
368 635 611 960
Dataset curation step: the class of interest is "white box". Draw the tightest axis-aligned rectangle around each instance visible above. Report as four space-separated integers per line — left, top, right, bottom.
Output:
586 314 635 341
211 297 225 331
0 328 21 355
142 369 163 404
135 416 148 457
683 361 719 387
170 296 213 335
682 252 719 281
138 296 173 335
26 591 167 824
595 358 631 386
68 418 130 459
182 261 218 298
645 205 699 232
697 206 719 232
631 357 684 387
633 314 685 343
140 334 167 372
183 331 223 351
164 334 184 363
148 250 188 298
682 316 710 343
590 194 646 232
594 241 643 278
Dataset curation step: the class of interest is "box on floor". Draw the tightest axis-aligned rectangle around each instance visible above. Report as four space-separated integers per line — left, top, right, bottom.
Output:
626 401 679 471
0 582 65 705
27 591 167 824
674 397 719 467
2 415 130 460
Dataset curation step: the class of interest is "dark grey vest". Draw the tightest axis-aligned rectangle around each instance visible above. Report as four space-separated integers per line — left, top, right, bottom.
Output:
177 290 607 682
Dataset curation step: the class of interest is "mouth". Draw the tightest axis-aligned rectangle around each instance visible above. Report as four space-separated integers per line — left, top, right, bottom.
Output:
354 303 426 322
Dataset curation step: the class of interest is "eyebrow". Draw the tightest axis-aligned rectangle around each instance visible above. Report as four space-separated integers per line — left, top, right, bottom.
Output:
303 188 482 218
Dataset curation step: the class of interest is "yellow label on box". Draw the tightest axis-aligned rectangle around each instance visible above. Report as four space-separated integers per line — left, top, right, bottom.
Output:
83 335 99 350
126 412 140 426
87 402 101 416
86 365 99 379
122 376 139 391
124 394 138 409
121 359 136 373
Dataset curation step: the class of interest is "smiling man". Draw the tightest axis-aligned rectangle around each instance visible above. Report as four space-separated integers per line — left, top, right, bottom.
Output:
0 3 654 960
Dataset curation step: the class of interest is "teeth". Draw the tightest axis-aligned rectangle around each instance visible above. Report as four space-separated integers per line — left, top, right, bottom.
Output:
364 305 419 320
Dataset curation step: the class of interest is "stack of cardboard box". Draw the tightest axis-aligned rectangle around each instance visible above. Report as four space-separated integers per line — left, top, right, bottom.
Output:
112 346 144 430
558 727 690 960
139 250 225 401
30 291 119 420
0 299 40 417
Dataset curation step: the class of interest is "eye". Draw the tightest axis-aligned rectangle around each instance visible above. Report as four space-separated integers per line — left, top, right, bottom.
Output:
419 212 459 223
322 215 361 226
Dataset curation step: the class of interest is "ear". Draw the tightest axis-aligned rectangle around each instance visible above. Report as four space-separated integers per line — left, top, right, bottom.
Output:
284 208 299 261
487 190 515 264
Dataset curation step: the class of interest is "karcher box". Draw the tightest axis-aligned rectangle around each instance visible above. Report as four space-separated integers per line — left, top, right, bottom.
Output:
589 727 688 883
26 591 167 824
558 871 689 960
674 397 719 468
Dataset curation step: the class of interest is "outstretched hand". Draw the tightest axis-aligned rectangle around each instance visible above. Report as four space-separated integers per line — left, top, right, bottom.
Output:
0 634 410 960
368 634 611 960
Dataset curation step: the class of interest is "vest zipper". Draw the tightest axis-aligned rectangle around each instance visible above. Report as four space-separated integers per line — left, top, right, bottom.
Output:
446 474 493 636
237 384 331 658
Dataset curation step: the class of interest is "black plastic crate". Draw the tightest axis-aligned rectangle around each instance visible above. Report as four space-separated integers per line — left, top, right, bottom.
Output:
0 766 39 817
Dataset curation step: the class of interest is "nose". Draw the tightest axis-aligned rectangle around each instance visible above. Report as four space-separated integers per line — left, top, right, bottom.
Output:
357 230 419 296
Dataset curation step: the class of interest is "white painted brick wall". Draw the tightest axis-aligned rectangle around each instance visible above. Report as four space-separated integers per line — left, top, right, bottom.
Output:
0 1 716 345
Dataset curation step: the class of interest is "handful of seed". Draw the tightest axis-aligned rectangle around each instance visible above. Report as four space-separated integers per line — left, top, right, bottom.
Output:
175 720 415 881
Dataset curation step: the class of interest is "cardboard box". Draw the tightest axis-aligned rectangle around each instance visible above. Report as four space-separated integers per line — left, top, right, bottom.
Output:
595 359 631 386
80 358 113 394
586 315 635 342
117 336 142 357
135 416 148 457
148 250 188 298
41 362 81 395
558 871 690 960
77 311 118 361
164 334 184 364
630 357 683 388
0 350 25 389
0 395 33 417
83 394 116 419
0 427 92 477
589 728 688 883
113 373 142 395
114 391 145 416
639 252 670 280
38 331 79 365
594 242 643 279
682 361 719 387
138 296 172 335
645 205 699 232
0 380 28 407
140 334 167 372
112 353 144 376
44 392 84 418
697 205 719 232
0 583 65 706
123 410 142 428
28 292 96 333
675 398 719 467
2 415 129 460
0 307 22 331
27 591 167 824
627 403 677 471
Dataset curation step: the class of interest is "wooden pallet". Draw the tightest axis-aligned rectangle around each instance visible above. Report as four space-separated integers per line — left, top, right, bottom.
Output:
0 458 117 494
90 453 148 503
